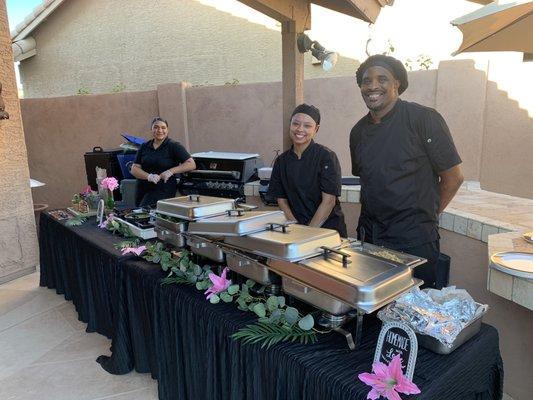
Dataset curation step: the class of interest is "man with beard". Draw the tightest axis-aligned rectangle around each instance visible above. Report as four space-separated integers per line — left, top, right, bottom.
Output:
349 55 464 288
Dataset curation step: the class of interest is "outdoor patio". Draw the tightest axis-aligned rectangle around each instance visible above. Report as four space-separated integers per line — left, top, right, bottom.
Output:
0 269 159 400
2 0 533 399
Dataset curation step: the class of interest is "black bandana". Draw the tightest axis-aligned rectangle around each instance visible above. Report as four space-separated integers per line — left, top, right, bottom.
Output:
356 55 409 95
291 103 321 125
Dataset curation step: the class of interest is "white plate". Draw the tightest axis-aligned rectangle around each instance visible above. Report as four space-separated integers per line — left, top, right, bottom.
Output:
490 251 533 280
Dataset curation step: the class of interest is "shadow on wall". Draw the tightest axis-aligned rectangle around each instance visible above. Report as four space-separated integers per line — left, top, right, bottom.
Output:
20 60 533 209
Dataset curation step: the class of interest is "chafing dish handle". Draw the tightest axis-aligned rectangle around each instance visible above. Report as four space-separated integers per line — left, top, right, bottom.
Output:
267 222 289 233
188 194 201 202
227 209 246 217
320 246 351 268
235 203 258 210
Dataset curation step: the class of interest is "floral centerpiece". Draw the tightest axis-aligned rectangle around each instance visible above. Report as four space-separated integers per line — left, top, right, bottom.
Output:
358 354 420 400
100 177 119 211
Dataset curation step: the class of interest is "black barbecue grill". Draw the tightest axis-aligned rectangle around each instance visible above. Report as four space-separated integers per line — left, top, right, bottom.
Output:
179 152 263 201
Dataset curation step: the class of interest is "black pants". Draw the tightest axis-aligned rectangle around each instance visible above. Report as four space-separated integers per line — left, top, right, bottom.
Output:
398 240 440 289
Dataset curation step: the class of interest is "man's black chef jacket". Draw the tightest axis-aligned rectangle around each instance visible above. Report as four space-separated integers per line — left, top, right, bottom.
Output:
134 138 190 207
350 99 461 249
268 140 347 237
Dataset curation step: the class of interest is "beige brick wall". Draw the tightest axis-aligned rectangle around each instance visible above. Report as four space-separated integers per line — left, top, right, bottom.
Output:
19 0 358 98
0 0 38 282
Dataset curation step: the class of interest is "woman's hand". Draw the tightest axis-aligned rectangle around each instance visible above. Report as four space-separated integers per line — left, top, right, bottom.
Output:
160 170 174 183
147 174 161 184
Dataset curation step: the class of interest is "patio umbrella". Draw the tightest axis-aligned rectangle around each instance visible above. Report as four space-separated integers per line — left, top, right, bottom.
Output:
451 0 533 55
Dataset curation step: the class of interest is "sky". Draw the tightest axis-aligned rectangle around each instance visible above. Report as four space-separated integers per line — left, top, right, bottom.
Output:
6 0 42 30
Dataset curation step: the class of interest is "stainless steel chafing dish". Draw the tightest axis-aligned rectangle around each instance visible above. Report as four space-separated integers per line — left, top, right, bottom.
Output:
156 194 235 221
268 242 423 315
224 223 343 262
187 209 287 236
155 195 236 261
154 215 188 248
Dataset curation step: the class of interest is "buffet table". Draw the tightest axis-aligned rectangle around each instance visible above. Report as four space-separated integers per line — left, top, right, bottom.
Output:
39 212 504 400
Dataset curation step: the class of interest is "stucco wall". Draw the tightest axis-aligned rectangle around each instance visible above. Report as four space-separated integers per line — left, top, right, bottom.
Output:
22 60 533 208
22 90 159 209
18 0 357 98
0 1 38 283
480 60 533 200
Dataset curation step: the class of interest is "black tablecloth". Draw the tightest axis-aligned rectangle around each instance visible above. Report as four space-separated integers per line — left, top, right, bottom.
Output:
39 212 504 400
39 212 132 337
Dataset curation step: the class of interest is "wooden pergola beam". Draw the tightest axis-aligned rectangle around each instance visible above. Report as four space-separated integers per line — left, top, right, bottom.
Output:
238 0 311 31
311 0 384 23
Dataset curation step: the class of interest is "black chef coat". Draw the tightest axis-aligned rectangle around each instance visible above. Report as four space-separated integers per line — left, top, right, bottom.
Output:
134 138 191 207
268 140 347 237
350 99 461 249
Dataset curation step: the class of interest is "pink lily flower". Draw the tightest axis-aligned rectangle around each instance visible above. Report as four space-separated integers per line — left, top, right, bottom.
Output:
101 177 119 192
121 245 146 256
98 214 114 229
204 267 231 300
358 354 420 400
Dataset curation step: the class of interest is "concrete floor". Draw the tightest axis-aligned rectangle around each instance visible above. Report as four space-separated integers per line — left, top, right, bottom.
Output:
0 270 158 400
0 270 515 400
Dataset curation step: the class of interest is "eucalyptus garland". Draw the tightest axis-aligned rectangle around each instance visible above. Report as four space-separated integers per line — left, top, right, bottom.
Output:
103 217 134 237
65 215 87 226
141 245 320 348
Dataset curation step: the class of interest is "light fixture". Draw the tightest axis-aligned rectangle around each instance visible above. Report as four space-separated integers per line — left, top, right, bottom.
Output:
297 34 338 72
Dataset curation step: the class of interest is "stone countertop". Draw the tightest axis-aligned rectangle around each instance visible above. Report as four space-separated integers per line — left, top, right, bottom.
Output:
487 231 533 311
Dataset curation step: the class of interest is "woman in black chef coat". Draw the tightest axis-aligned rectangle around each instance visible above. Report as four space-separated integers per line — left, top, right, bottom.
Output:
267 104 347 237
131 117 196 207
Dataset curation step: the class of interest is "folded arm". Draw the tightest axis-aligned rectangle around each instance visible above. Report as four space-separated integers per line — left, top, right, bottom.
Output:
309 192 336 228
438 164 464 213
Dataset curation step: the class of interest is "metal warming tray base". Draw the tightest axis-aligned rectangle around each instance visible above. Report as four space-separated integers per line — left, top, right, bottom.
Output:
155 226 186 248
156 195 235 221
224 224 343 262
225 250 280 286
282 276 354 315
186 234 225 263
268 243 423 314
187 210 287 236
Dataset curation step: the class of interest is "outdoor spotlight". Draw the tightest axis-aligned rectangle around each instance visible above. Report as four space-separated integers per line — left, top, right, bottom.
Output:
297 34 338 72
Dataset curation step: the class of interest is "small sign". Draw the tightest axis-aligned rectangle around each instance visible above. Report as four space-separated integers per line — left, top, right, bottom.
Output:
374 322 418 380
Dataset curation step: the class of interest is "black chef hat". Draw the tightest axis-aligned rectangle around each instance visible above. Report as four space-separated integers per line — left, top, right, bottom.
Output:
291 103 321 125
356 55 409 95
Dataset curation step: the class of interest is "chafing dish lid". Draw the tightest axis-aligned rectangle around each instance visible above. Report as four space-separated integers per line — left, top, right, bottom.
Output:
156 195 235 220
298 246 413 286
224 223 342 261
187 210 287 235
